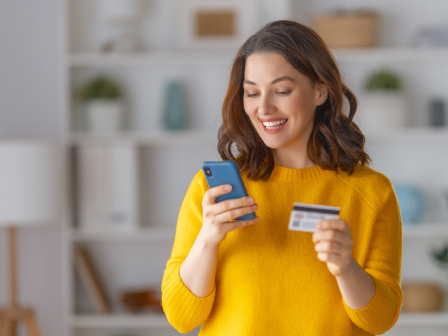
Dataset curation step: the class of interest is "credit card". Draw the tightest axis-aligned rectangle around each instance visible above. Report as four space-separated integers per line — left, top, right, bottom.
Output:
288 202 340 232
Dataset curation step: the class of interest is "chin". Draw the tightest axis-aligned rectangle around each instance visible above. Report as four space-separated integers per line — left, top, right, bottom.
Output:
259 138 288 150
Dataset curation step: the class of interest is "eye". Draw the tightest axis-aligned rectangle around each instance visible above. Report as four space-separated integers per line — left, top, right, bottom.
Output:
277 90 291 96
246 92 259 98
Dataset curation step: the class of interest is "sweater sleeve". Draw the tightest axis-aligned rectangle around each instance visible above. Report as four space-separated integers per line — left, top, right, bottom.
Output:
161 171 216 333
343 187 403 335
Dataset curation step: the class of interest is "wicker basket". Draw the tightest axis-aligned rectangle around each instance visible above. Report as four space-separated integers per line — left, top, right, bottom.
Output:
313 12 379 48
402 282 445 312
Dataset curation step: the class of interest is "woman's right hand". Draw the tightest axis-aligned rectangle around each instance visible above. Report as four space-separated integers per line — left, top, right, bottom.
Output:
200 184 259 246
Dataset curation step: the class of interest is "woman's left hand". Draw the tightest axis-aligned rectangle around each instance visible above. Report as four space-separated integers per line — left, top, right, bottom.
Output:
312 219 355 277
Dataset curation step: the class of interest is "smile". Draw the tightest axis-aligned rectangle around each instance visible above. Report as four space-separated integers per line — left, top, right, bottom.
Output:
262 119 288 130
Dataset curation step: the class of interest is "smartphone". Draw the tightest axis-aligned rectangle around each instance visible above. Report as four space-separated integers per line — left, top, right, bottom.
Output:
201 161 255 220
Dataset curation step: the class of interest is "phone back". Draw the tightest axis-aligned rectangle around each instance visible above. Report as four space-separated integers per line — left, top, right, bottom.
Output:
201 161 255 220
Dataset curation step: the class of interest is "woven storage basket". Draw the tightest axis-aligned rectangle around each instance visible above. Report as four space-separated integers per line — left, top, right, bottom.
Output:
402 282 444 312
314 12 379 48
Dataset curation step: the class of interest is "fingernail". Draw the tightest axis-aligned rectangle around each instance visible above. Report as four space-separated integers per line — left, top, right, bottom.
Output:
251 204 258 210
247 197 254 203
224 185 231 191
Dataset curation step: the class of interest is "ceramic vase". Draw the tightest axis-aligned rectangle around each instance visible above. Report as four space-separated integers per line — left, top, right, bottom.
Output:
394 183 426 225
163 81 187 130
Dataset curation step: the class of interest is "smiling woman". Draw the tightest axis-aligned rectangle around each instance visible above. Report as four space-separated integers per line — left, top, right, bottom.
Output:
162 20 402 336
218 21 369 180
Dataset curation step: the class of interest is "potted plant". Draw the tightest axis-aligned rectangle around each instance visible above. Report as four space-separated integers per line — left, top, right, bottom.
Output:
79 76 124 133
355 69 408 133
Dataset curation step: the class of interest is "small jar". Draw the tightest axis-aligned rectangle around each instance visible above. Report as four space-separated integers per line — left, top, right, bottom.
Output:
429 99 445 127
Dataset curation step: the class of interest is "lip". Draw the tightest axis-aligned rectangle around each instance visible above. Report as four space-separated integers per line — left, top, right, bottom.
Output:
259 118 288 134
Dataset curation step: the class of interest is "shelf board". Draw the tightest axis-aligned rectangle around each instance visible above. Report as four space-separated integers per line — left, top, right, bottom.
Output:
332 47 448 63
67 48 448 67
66 128 448 145
403 223 448 239
70 226 176 243
70 223 448 242
396 312 448 326
71 312 448 328
68 51 235 67
67 130 218 146
70 313 170 328
364 127 448 143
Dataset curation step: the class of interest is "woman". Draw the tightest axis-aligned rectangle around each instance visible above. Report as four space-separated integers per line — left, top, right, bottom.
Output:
162 20 402 335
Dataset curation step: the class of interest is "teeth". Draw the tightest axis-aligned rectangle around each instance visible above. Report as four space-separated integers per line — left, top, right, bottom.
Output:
262 119 287 129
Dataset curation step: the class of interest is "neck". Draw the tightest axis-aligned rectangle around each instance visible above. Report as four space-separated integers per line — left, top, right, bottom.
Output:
273 146 315 169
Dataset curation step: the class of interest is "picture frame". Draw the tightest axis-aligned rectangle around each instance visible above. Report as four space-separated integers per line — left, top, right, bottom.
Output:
176 0 258 50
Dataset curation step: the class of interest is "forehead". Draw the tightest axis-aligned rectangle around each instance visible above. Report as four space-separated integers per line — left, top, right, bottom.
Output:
244 52 306 82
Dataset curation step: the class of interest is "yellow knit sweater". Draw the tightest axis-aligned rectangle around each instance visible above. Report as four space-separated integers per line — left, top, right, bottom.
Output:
162 164 403 335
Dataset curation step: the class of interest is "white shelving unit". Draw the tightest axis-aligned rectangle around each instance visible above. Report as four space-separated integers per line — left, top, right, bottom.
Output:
62 1 273 336
62 1 448 336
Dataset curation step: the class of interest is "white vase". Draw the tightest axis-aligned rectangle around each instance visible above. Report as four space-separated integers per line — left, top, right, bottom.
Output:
355 92 408 133
85 99 124 133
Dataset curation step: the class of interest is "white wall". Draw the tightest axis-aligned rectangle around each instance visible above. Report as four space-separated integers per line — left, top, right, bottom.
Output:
0 1 64 336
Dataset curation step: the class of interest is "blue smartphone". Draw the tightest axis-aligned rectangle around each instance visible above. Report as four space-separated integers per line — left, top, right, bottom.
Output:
201 161 255 220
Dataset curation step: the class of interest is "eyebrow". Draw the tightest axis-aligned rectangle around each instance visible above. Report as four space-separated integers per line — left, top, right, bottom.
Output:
243 76 295 86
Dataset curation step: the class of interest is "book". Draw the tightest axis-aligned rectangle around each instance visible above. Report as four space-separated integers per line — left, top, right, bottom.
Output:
74 247 111 314
77 143 139 233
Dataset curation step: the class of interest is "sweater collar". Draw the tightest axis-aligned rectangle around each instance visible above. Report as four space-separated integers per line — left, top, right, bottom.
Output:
269 164 334 181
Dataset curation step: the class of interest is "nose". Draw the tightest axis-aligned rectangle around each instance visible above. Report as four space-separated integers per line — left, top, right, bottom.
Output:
258 93 275 115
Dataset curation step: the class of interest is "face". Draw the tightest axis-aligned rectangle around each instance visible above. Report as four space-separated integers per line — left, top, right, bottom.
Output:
243 52 328 153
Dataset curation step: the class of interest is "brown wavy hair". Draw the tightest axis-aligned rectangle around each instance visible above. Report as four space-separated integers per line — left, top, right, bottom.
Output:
218 20 370 180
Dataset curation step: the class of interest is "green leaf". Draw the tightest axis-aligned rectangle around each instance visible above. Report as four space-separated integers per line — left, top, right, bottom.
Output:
364 69 402 91
79 75 122 101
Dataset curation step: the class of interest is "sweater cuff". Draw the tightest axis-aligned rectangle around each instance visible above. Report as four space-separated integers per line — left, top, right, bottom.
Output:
162 265 216 333
343 276 398 335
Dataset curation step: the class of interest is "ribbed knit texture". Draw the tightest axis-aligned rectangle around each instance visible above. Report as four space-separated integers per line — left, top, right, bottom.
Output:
162 164 403 335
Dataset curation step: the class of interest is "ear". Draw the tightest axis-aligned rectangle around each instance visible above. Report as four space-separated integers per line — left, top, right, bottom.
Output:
314 83 328 106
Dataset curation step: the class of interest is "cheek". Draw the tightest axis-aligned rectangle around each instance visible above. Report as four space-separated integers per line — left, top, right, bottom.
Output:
243 99 257 117
289 94 316 118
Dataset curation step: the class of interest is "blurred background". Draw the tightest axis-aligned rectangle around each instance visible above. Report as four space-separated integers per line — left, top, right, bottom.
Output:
1 0 448 335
